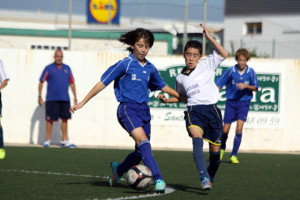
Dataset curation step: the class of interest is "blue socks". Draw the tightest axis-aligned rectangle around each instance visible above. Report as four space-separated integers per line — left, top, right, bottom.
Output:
138 140 163 181
192 137 209 180
207 151 221 183
221 133 228 150
231 133 242 157
0 126 3 148
116 140 163 181
117 150 142 177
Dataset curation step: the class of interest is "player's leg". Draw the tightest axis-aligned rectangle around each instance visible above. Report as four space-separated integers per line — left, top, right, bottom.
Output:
61 120 67 142
0 92 5 159
205 105 222 185
112 110 146 183
131 127 166 193
220 123 231 160
59 101 75 148
185 106 212 190
221 101 237 160
44 101 59 147
189 127 208 177
46 121 53 141
115 147 142 179
0 121 5 159
207 143 221 184
230 101 249 163
230 120 245 163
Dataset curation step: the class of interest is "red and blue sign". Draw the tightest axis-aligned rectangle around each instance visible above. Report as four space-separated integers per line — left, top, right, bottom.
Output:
87 0 120 24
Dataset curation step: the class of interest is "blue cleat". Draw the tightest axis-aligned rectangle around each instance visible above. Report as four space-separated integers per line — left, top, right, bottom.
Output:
109 161 121 186
201 177 212 191
43 140 51 148
155 179 166 193
60 141 76 148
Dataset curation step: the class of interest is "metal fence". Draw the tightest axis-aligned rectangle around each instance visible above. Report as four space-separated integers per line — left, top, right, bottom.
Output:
1 0 300 58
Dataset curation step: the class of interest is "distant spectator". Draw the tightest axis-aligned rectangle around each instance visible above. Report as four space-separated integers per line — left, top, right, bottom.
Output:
0 59 10 159
38 49 77 148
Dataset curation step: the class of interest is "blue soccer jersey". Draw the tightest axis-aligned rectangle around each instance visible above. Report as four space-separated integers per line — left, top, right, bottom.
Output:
101 54 166 104
39 63 74 101
216 65 258 101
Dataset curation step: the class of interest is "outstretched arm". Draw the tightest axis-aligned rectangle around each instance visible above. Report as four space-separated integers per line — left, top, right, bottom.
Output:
161 85 179 98
70 81 106 113
201 23 228 59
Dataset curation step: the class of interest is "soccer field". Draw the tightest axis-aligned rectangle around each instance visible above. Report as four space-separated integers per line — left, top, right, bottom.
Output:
0 146 299 200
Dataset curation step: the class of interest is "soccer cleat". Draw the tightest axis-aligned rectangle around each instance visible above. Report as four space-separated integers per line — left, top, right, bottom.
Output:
154 179 166 193
43 140 51 148
220 149 225 161
109 161 121 186
0 149 6 159
230 155 239 164
201 177 212 191
60 141 76 148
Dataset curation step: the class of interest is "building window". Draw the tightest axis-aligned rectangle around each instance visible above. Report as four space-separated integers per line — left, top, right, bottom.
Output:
246 22 262 35
30 44 68 50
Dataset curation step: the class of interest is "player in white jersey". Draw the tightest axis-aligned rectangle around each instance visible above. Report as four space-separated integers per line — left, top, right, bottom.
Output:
158 23 228 191
0 60 10 159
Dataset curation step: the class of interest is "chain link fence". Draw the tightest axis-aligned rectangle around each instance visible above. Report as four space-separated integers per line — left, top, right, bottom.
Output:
1 0 299 58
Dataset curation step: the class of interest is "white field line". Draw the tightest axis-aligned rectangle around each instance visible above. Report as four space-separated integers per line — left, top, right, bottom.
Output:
0 169 176 200
102 186 175 200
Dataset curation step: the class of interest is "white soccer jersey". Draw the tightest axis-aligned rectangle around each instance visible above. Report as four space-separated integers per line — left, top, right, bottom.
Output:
176 50 225 106
0 60 10 84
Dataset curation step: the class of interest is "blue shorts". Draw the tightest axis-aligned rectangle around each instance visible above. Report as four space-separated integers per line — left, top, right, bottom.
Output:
224 100 250 123
184 104 223 145
117 102 151 139
45 101 71 121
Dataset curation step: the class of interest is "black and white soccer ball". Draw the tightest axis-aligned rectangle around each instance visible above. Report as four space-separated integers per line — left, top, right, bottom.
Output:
126 164 152 190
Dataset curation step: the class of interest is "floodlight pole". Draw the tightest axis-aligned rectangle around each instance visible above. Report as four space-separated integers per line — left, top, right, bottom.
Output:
55 0 58 29
108 0 112 25
182 0 189 52
68 0 72 50
202 0 207 56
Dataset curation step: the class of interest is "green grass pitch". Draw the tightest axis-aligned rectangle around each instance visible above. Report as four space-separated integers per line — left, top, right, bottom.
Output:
0 146 299 200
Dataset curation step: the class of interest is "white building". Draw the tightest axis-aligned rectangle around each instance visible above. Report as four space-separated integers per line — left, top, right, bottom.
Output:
224 0 300 59
0 9 223 55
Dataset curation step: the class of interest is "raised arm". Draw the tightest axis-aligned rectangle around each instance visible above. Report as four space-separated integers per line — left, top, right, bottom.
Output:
201 23 228 59
70 81 106 113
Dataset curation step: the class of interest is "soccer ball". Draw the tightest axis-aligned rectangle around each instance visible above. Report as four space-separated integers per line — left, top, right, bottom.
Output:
126 164 152 190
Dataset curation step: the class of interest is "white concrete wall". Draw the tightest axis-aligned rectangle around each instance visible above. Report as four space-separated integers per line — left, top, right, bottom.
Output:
0 35 169 56
1 49 300 152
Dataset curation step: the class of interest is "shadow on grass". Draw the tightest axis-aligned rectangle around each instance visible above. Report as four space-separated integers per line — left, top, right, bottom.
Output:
168 183 209 196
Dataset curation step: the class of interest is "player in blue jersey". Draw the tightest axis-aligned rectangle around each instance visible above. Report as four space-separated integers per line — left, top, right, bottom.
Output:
70 28 179 193
158 23 228 191
38 49 77 148
0 59 9 159
216 48 258 164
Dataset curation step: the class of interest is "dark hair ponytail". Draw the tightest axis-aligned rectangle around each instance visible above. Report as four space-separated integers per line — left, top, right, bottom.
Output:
119 28 154 53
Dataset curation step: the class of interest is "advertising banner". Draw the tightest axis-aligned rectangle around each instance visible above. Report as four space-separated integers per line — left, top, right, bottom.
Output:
87 0 120 24
149 65 281 128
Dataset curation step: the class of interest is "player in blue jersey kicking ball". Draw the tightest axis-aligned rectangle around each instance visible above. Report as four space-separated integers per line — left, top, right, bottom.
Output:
70 28 180 193
216 48 258 164
158 23 228 191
